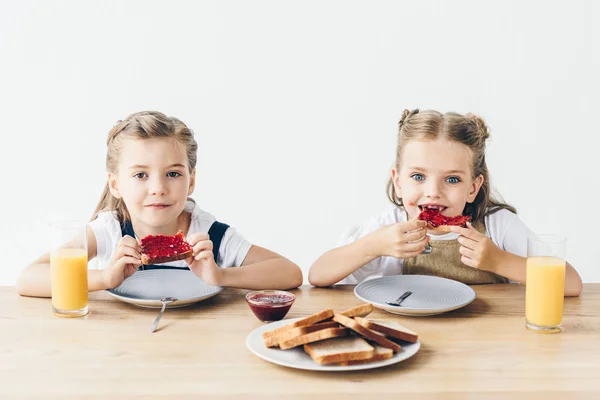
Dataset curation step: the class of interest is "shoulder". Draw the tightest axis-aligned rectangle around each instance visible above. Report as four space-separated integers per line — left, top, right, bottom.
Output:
484 208 519 228
186 199 218 233
89 210 121 232
484 208 531 253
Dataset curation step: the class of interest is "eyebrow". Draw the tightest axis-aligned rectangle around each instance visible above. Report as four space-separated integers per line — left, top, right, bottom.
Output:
407 167 467 175
128 163 187 170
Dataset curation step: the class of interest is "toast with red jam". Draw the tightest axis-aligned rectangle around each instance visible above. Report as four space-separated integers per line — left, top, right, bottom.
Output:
418 207 471 232
139 230 193 264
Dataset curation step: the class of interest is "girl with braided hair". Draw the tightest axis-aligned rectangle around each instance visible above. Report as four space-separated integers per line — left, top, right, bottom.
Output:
18 111 302 297
309 109 581 296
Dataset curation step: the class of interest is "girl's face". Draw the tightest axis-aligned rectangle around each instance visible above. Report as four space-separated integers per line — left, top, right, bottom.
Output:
391 137 483 229
108 137 195 233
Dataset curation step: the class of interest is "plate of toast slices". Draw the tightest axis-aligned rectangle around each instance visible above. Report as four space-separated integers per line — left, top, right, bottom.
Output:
246 304 420 371
354 275 476 316
107 269 223 308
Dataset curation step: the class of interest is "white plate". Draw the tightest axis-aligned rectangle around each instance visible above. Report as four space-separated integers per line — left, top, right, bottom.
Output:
246 317 420 371
354 275 476 316
107 269 223 308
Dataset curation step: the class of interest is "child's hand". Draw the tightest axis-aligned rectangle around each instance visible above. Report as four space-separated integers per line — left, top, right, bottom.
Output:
104 235 141 289
186 232 224 287
372 219 429 259
450 222 503 271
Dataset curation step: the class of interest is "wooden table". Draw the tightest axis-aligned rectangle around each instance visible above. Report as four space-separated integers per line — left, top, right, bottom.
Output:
1 284 599 399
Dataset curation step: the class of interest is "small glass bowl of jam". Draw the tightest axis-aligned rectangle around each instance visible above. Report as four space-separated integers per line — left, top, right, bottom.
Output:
245 290 296 322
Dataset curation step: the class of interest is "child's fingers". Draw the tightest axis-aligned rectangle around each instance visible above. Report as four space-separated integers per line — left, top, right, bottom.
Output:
120 235 142 251
118 256 142 269
188 232 210 246
194 250 214 261
402 240 428 253
404 229 428 242
457 235 478 251
460 255 477 268
116 244 141 260
402 220 427 232
450 225 480 240
193 240 213 256
459 245 478 261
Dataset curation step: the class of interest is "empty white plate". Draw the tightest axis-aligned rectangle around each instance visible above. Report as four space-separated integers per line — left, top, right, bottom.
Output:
354 275 476 316
107 269 223 308
246 318 420 371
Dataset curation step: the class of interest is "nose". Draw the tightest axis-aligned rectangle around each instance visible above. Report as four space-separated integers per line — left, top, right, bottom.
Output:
424 179 442 199
148 175 168 196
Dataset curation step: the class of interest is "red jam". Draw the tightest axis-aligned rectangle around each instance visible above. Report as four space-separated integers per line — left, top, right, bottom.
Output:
140 230 191 261
418 208 471 228
246 291 295 322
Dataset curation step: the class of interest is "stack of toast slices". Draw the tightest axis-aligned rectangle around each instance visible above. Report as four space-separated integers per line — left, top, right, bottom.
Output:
261 304 419 366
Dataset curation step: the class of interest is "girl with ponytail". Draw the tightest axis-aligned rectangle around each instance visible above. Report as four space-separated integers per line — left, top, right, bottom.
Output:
18 111 302 297
309 109 581 296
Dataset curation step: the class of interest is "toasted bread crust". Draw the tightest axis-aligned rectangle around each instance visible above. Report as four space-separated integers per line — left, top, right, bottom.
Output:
303 337 375 365
140 249 193 265
263 321 340 348
279 327 348 350
354 317 419 343
426 223 453 232
340 303 374 318
336 345 394 365
262 309 334 341
333 314 402 353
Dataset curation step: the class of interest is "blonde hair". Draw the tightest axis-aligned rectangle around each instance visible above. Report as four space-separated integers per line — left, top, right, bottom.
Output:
386 109 516 222
92 111 198 223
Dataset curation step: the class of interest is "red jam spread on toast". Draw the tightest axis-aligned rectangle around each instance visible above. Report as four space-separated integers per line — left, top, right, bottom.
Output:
418 208 471 228
140 231 192 263
246 291 295 322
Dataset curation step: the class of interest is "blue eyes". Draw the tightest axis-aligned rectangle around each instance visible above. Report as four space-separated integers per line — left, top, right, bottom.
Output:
133 172 182 179
410 174 461 184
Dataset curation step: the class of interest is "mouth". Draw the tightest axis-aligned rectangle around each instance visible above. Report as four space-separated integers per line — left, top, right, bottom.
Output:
145 203 172 209
418 204 448 213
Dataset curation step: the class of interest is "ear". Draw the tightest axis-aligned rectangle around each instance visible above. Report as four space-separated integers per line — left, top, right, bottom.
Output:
390 167 402 199
467 174 484 203
108 173 122 199
187 168 196 196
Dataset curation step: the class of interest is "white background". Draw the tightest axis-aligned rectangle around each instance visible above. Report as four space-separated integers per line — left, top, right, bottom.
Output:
1 0 598 285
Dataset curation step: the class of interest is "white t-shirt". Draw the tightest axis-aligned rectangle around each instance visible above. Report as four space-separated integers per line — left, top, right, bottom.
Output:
336 205 532 284
88 200 252 270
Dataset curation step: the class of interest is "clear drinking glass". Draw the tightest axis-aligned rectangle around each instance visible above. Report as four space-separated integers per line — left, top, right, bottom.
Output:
50 222 89 317
525 234 566 333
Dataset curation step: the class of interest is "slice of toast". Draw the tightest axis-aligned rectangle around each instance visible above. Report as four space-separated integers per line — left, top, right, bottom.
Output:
426 224 453 232
279 327 348 350
339 303 373 318
336 344 394 366
140 230 193 264
354 317 419 343
262 309 334 342
333 314 402 353
263 321 340 348
303 337 375 365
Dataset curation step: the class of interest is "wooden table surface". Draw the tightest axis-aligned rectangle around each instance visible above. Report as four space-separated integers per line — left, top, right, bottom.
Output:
1 284 599 399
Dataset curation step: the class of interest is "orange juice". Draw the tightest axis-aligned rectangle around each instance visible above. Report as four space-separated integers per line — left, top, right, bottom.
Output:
51 248 88 317
526 256 565 328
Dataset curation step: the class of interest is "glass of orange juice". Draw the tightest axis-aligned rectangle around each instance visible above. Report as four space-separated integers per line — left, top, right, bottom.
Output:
50 222 88 317
525 234 566 333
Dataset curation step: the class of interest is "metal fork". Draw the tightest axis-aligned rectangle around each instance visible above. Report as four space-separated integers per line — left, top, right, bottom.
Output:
385 290 412 307
151 297 177 333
